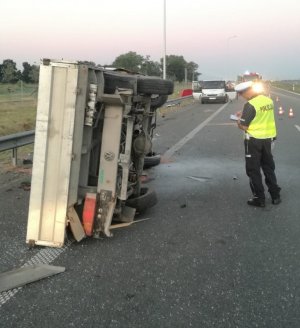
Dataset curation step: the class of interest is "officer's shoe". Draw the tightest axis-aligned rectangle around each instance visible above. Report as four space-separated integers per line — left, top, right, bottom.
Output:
272 197 281 205
247 197 265 207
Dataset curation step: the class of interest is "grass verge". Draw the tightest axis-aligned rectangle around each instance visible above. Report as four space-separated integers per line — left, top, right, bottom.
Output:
271 81 300 94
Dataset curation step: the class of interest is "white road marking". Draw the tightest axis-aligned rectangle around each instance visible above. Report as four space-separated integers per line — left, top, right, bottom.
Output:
207 122 236 126
272 87 300 96
0 239 73 307
163 103 229 160
295 125 300 132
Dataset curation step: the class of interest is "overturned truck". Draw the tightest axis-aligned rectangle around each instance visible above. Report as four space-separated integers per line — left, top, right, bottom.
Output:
26 59 173 248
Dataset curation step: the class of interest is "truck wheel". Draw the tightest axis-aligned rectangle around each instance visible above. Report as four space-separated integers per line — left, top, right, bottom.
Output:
126 187 158 213
138 76 173 95
104 71 137 94
143 152 161 169
104 72 174 95
150 94 168 109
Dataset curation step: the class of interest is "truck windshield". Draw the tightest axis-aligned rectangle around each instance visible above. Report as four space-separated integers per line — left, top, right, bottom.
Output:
203 81 225 89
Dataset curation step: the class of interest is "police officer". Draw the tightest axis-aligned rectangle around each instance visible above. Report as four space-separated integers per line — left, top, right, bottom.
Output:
234 81 281 207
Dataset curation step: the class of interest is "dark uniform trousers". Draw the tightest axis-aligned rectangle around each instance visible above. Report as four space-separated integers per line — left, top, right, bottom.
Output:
244 137 281 200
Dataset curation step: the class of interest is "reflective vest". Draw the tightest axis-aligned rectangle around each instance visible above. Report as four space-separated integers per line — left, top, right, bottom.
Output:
246 95 277 139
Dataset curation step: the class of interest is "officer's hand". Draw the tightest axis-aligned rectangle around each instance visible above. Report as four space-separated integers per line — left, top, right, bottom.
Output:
235 111 242 118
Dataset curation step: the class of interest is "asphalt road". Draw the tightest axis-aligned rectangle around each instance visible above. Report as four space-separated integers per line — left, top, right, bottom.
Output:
1 88 300 328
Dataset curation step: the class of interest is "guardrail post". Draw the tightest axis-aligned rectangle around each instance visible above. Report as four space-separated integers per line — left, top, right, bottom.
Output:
12 148 18 166
0 130 35 166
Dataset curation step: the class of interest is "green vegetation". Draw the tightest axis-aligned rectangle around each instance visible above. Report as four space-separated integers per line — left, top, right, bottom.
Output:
171 81 192 98
271 81 300 93
0 59 39 83
0 81 37 100
0 82 37 136
112 52 200 82
0 144 34 167
0 82 37 166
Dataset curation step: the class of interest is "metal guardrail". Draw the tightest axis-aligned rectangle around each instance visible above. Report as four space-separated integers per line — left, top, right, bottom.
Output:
0 130 35 165
0 96 193 165
0 130 35 152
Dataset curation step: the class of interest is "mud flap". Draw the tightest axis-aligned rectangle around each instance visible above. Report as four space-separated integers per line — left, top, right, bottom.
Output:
82 193 97 236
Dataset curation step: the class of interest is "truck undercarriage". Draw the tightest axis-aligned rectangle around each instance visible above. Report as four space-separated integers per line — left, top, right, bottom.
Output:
26 60 173 247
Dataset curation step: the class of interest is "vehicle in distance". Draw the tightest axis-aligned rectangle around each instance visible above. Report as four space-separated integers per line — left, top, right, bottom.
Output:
192 80 203 100
201 80 228 104
237 72 269 95
237 72 262 83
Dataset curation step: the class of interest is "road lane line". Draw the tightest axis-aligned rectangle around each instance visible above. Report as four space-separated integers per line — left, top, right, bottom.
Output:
207 122 236 126
163 103 229 160
295 125 300 132
0 239 73 307
272 87 300 96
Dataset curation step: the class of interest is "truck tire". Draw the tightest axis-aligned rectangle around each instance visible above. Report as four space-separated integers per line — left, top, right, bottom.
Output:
126 187 158 213
104 72 135 94
138 76 174 95
150 94 168 109
104 72 174 95
143 152 161 169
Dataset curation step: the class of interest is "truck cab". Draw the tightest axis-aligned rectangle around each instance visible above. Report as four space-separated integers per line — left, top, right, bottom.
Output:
237 72 268 95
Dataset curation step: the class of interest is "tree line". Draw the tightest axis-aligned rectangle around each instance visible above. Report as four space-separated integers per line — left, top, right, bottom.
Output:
0 52 200 84
0 59 39 83
111 52 200 82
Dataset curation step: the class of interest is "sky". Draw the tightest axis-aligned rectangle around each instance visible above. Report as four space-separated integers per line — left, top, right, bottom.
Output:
1 0 300 80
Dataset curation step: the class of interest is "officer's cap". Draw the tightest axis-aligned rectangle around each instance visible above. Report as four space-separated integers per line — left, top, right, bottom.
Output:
235 81 253 93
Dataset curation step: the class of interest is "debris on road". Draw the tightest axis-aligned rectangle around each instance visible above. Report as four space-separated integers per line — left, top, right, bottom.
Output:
110 217 151 230
140 173 155 183
186 176 212 182
166 101 181 107
22 159 33 165
19 181 31 191
67 207 86 242
0 264 65 293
